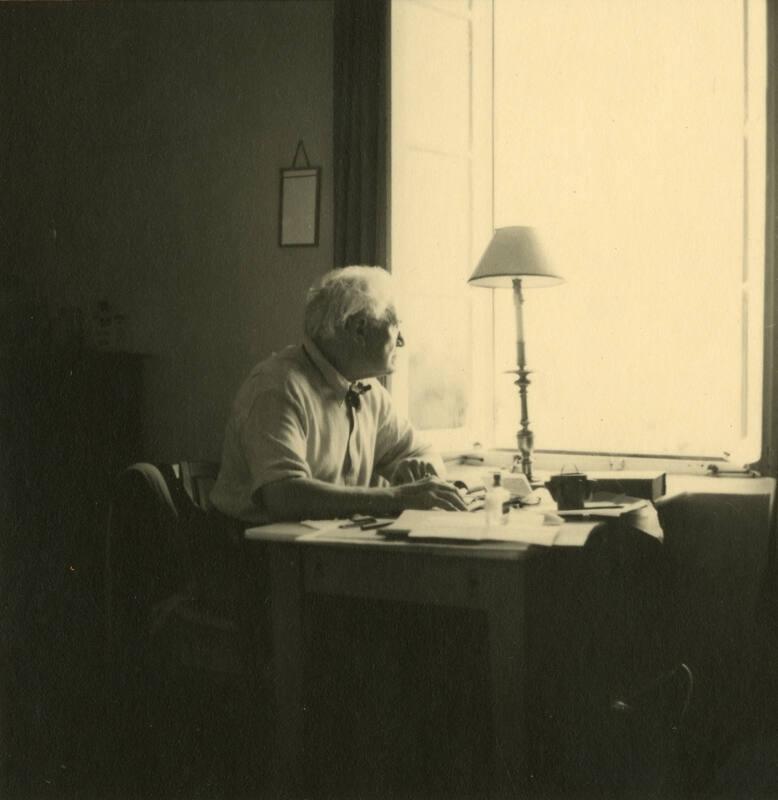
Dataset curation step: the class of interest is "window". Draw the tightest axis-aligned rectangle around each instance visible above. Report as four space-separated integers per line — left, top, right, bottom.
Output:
391 0 493 453
392 0 767 471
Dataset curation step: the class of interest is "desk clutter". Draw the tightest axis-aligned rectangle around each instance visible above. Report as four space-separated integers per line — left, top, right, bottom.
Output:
298 486 663 546
381 509 571 545
582 470 666 502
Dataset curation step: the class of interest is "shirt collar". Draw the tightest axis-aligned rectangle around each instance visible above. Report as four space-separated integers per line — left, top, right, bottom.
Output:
303 336 352 401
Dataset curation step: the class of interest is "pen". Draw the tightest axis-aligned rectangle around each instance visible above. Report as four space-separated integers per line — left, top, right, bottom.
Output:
339 515 377 528
361 520 393 530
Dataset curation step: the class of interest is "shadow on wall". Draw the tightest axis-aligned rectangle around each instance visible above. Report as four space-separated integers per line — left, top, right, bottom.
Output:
2 0 335 463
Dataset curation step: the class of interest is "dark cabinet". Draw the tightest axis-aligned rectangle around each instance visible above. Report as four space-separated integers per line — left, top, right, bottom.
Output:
6 349 144 579
50 351 145 573
1 348 144 796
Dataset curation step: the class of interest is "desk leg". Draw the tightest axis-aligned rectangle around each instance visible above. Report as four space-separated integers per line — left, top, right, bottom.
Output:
268 543 305 799
487 566 528 797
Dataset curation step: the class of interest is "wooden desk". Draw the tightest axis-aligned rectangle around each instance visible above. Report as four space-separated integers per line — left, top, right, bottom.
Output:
244 524 548 798
245 480 776 798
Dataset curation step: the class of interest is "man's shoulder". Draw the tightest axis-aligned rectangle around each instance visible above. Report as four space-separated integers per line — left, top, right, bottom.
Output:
235 345 313 404
249 344 307 382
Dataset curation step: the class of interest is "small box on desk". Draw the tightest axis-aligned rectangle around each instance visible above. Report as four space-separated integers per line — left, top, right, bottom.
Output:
587 471 667 502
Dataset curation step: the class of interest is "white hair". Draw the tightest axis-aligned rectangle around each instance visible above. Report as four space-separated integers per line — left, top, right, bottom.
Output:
304 266 397 341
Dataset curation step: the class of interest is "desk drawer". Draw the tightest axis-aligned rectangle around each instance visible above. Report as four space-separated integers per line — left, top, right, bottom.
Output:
303 548 524 610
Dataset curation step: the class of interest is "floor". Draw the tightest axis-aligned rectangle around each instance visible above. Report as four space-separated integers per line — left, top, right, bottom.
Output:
5 552 778 800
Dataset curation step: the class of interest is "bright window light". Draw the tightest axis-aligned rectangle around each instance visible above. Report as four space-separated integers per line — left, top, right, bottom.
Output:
391 0 766 470
391 0 493 454
493 0 766 465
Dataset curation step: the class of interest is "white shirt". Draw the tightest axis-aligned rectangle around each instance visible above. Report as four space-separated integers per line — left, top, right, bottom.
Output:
210 336 432 522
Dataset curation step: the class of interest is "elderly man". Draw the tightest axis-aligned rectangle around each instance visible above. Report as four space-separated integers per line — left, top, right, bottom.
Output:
211 265 467 522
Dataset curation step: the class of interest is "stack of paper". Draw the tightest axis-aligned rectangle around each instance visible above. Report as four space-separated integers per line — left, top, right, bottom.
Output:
555 494 663 540
556 498 647 518
383 509 561 545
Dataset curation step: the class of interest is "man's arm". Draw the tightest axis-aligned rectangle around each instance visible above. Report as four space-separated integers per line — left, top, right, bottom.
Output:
390 453 446 484
372 384 446 485
259 474 467 521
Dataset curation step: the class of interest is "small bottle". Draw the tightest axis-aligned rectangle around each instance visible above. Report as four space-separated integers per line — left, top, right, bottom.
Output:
484 472 510 526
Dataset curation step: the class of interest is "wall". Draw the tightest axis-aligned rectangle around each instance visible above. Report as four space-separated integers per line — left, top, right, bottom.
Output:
1 0 334 461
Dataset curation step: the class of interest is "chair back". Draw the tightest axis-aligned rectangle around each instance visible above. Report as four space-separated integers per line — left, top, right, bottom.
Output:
179 460 219 513
105 463 193 666
103 461 266 796
655 490 773 789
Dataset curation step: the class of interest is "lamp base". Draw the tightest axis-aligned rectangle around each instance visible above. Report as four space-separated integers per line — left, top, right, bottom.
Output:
508 365 534 484
516 432 534 484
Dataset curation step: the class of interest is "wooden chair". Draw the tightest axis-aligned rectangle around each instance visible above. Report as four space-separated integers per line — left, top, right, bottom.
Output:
178 459 219 513
104 461 269 797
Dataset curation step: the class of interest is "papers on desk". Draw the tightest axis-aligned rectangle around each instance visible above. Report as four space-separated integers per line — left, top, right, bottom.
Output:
298 518 396 543
257 493 662 547
301 519 345 531
301 517 394 532
295 511 599 547
383 509 571 546
555 494 664 541
556 498 647 518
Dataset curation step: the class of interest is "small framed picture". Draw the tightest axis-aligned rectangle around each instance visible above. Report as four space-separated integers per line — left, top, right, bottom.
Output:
279 166 321 247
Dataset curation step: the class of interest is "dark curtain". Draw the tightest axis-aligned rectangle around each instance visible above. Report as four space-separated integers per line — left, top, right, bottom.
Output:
758 5 778 596
333 0 389 269
752 4 778 780
761 1 778 478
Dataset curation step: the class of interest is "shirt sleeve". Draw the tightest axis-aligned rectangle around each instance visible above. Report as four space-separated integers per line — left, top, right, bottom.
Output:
239 380 312 498
372 383 434 481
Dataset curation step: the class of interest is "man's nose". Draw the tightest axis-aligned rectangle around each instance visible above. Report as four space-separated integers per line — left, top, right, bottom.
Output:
396 330 405 347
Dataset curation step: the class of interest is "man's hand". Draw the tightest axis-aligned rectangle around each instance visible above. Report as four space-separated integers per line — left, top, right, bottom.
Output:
391 458 439 485
392 476 468 511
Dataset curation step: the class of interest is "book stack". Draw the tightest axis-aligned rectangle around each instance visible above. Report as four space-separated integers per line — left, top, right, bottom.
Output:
586 471 666 502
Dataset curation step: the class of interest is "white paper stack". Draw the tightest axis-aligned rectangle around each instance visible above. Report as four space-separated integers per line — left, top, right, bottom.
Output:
384 509 561 546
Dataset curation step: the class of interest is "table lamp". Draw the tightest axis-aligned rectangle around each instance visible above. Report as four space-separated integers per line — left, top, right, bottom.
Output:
468 226 563 483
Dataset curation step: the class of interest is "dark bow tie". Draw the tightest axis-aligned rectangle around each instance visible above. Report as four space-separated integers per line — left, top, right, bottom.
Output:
345 381 371 411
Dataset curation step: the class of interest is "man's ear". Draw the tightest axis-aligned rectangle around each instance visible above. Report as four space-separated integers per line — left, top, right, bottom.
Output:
344 315 368 343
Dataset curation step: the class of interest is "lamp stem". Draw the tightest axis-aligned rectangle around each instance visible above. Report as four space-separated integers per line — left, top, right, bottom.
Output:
512 278 533 483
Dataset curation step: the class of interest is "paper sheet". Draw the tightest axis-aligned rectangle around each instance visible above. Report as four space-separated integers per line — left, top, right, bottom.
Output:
553 522 600 546
298 529 384 544
556 498 647 518
555 494 664 540
300 519 348 533
385 509 561 545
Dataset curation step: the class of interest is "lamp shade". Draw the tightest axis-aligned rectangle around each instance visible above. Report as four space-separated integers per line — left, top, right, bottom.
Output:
468 226 563 288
